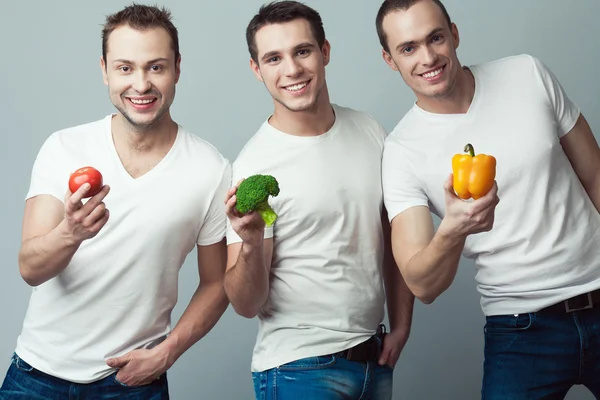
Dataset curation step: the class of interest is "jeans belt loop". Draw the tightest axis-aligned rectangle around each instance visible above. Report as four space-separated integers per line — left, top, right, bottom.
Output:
565 292 594 313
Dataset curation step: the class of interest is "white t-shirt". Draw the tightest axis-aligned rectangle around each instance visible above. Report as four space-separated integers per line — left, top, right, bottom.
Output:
383 54 600 316
15 115 231 383
226 104 387 372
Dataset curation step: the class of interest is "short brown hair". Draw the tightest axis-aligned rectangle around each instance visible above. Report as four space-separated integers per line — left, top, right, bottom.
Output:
246 1 326 64
102 3 180 63
376 0 452 53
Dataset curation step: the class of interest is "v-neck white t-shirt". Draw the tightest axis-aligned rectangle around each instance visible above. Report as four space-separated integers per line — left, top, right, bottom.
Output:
382 54 600 316
15 114 231 383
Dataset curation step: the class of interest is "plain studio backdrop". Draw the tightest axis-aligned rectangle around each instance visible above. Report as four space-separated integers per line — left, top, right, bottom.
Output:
1 0 599 399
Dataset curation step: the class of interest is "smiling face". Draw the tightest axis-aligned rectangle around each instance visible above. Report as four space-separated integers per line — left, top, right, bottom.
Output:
101 24 180 129
250 18 330 114
381 0 461 102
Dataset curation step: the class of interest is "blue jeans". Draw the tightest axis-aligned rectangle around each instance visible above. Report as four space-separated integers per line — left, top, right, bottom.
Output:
482 307 600 399
0 353 169 399
252 353 393 399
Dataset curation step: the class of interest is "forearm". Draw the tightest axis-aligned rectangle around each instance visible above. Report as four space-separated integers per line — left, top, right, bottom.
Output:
585 177 600 213
18 220 80 286
404 228 465 303
384 258 414 335
223 241 269 318
159 281 229 366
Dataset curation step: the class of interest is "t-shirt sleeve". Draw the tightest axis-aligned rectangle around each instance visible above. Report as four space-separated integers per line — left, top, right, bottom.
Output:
26 134 68 202
531 55 581 138
225 162 274 246
197 160 232 246
382 137 429 222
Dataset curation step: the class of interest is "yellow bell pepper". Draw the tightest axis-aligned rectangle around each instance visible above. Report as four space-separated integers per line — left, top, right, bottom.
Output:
452 143 496 200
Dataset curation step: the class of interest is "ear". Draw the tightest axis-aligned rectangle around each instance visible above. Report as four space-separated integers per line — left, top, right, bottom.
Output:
250 58 263 83
321 39 331 67
100 56 108 85
451 22 460 49
175 54 182 84
382 49 398 72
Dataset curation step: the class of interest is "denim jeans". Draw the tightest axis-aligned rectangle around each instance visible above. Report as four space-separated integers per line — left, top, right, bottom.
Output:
0 353 169 400
252 351 393 399
482 306 600 399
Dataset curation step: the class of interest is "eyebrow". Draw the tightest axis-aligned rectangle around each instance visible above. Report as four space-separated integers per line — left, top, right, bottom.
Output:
395 28 444 52
112 58 170 65
260 42 316 62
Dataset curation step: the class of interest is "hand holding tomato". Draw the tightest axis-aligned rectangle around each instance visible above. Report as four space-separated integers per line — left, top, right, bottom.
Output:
62 167 110 245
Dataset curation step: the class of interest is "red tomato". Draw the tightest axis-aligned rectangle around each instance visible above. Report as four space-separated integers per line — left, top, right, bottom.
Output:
68 166 103 198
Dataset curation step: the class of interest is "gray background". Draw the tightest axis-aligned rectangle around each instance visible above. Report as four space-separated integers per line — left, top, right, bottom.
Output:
1 0 599 399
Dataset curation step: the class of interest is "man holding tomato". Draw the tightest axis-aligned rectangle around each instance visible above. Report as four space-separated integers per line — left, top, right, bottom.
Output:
0 4 230 399
376 0 600 398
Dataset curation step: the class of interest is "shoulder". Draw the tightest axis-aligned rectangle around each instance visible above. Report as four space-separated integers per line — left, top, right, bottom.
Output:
178 128 230 170
332 103 388 143
38 116 110 154
471 53 542 78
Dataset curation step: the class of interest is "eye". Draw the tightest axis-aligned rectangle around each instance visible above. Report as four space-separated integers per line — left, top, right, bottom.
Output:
150 65 162 72
267 56 280 63
402 46 414 54
431 34 443 42
297 49 311 56
119 66 131 72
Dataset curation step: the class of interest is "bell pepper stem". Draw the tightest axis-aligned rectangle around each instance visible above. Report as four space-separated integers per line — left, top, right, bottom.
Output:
464 143 475 157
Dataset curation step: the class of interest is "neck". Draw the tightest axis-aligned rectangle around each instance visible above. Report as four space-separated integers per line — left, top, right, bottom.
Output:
416 66 475 114
111 112 177 154
269 86 335 136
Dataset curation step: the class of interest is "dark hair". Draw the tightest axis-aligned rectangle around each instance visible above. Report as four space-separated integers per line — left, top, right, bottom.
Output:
102 3 180 63
376 0 452 53
246 1 326 63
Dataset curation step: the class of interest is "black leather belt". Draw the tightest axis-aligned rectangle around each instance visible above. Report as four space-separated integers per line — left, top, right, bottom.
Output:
539 289 600 313
335 325 386 363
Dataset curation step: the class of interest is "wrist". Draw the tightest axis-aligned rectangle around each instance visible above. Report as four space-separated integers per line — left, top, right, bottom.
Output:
242 235 264 249
436 220 467 246
54 220 81 248
157 336 181 368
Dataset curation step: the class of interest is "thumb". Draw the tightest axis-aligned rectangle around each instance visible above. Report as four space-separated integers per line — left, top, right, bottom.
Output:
443 173 458 198
106 355 128 368
378 341 390 366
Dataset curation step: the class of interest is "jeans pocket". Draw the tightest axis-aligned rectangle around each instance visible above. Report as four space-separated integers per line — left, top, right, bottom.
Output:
11 353 34 373
484 313 534 335
278 355 336 371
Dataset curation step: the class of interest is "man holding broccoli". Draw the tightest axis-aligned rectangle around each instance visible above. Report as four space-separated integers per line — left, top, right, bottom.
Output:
223 1 415 399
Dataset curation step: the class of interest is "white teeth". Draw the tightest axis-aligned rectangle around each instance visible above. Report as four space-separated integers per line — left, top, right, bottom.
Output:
130 98 154 104
285 82 307 92
422 68 443 78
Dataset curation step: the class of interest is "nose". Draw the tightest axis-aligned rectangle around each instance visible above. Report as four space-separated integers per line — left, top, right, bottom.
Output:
132 70 152 93
421 45 438 66
284 57 303 78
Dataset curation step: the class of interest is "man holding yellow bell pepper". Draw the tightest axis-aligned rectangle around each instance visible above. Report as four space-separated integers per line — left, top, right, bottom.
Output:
376 0 600 398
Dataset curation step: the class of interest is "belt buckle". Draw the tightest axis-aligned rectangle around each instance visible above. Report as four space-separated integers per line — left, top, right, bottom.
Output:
565 292 594 313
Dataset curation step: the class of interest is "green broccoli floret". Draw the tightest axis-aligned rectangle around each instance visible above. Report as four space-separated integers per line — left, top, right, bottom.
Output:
235 174 280 226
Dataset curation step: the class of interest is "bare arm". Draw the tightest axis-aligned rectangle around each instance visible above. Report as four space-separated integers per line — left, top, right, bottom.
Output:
224 237 274 318
158 240 230 366
382 207 414 335
560 113 600 212
221 182 275 319
391 176 499 304
391 206 464 304
18 184 110 286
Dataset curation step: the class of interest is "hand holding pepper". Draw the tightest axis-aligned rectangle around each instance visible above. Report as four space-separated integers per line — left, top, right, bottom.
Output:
439 173 499 239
